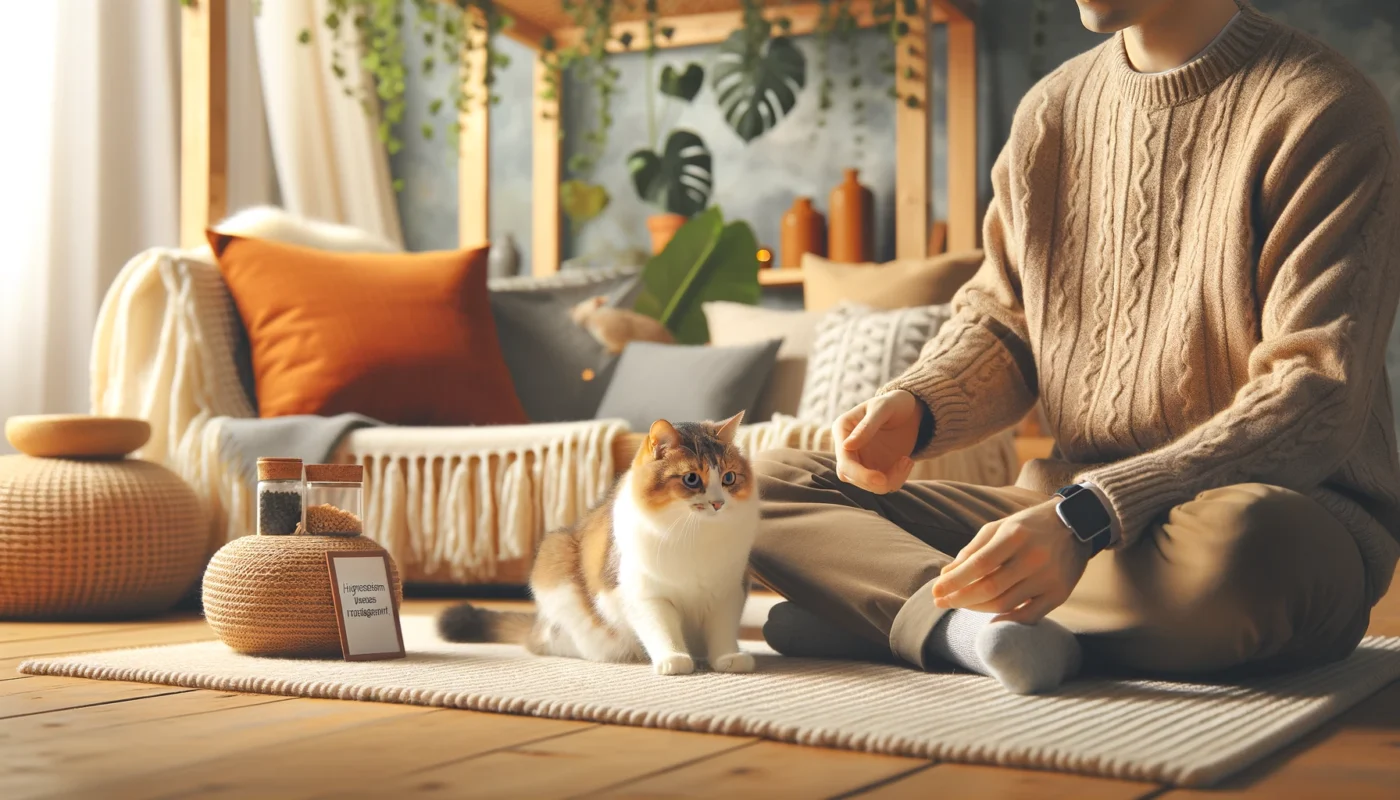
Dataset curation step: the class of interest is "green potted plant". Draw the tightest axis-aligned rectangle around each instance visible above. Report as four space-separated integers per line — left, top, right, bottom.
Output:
633 207 761 344
628 52 712 253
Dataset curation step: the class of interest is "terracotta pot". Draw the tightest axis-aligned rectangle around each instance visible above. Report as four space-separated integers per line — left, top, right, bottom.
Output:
647 213 688 255
780 197 826 268
828 168 875 263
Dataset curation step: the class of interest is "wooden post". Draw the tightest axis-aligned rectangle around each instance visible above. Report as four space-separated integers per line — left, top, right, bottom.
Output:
946 17 979 253
458 25 490 249
893 2 930 261
532 56 561 276
180 0 227 249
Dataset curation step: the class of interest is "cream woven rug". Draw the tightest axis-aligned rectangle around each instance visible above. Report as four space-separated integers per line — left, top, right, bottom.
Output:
21 616 1400 788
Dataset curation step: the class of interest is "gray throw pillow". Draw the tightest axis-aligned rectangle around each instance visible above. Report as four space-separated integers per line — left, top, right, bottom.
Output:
488 267 639 422
595 340 783 431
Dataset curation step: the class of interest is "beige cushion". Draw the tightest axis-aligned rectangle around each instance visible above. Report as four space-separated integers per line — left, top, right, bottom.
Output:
798 303 954 425
801 249 985 312
703 302 822 422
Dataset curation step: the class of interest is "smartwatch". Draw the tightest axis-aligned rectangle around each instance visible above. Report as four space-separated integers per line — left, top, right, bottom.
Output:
1054 484 1113 556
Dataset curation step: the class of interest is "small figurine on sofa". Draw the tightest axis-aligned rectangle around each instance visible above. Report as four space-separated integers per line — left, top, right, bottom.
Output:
570 295 675 355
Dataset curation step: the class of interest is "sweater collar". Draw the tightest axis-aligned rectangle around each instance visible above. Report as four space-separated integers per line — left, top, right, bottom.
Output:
1109 3 1274 108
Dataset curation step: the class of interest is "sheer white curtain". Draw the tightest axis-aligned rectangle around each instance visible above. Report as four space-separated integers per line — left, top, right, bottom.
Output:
0 0 182 448
0 0 402 451
253 0 405 245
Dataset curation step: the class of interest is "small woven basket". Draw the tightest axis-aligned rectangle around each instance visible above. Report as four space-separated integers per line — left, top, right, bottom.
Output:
202 534 403 657
0 452 205 620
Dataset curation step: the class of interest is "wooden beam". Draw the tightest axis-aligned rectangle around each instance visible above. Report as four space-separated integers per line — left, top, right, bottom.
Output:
500 14 551 51
894 3 930 260
180 0 227 249
532 57 560 276
946 17 979 253
459 25 490 249
552 1 891 53
933 0 976 24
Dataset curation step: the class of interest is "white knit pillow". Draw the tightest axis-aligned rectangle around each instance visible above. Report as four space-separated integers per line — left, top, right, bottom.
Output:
797 303 954 425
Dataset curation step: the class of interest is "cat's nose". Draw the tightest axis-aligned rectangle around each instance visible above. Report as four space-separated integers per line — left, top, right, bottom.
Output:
710 500 724 511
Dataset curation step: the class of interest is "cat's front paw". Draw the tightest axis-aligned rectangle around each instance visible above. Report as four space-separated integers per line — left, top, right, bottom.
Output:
711 652 755 673
653 653 695 676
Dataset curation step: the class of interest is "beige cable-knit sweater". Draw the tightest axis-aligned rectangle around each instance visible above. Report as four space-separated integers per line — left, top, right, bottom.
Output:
887 5 1400 602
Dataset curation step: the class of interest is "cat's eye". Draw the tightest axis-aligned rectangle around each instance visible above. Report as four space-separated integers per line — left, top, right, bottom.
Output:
682 472 702 489
722 471 736 486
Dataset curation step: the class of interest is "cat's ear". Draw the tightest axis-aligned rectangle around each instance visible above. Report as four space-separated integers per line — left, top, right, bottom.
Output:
648 419 682 458
714 411 744 444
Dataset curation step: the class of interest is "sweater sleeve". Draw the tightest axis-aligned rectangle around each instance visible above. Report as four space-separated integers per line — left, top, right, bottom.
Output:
881 136 1040 458
1080 113 1400 545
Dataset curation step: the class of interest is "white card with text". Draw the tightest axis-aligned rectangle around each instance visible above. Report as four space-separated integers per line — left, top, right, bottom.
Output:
325 552 406 661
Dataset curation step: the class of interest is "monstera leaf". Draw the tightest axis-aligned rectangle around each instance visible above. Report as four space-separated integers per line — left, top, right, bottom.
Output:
633 208 761 344
627 129 713 217
659 63 705 102
712 31 806 143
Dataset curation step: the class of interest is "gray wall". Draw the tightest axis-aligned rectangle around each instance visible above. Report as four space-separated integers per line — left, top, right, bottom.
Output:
558 28 908 264
392 26 912 269
393 2 1400 262
391 33 537 264
391 1 1400 412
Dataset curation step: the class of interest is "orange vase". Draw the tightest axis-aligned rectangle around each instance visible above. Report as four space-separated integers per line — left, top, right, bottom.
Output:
647 213 688 255
828 168 874 263
780 197 826 268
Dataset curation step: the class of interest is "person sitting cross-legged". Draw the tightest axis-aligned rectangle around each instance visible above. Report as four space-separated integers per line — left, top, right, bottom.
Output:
752 0 1400 694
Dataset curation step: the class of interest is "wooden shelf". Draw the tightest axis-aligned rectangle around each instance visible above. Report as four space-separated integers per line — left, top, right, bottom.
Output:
758 269 805 288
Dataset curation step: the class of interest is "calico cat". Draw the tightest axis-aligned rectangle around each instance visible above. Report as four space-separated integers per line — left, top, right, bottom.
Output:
438 413 759 675
570 294 676 354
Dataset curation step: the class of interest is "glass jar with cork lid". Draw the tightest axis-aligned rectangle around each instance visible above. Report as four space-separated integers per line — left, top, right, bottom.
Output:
304 464 364 536
256 458 303 536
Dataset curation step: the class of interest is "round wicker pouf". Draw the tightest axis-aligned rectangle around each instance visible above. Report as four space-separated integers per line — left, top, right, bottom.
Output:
0 447 206 620
202 534 403 658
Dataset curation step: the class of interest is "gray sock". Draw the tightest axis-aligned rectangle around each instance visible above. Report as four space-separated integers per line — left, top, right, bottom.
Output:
925 609 1081 694
763 602 893 662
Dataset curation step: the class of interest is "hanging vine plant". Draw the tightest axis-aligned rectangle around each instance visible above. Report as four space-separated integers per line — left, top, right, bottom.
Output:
809 0 924 148
712 0 806 143
538 0 629 228
296 0 513 167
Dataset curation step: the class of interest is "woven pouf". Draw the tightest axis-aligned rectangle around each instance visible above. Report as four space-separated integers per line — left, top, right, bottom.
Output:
202 534 403 658
0 419 206 620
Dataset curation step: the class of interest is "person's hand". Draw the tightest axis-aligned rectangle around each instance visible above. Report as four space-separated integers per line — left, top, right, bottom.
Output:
930 500 1091 624
831 389 923 494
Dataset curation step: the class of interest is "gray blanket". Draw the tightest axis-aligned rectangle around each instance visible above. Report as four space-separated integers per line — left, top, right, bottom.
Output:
217 413 380 486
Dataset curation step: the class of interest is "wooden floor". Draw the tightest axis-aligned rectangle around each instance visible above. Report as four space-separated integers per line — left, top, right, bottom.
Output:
3 582 1399 800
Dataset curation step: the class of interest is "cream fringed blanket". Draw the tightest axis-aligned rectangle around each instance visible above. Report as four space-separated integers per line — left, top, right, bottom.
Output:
21 615 1400 788
206 420 632 583
90 245 1018 583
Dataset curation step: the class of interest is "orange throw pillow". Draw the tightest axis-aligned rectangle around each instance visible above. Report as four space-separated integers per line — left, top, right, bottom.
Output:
208 232 526 426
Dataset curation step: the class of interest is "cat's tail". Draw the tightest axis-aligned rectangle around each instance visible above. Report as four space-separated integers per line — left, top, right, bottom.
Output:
437 603 535 644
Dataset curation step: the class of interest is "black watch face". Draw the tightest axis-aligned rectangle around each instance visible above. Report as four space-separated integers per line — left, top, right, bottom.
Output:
1059 489 1111 541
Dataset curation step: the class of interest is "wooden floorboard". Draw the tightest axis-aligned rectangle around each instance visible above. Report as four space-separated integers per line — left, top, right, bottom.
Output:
108 708 590 800
6 697 425 799
850 763 1160 799
589 740 927 799
0 579 1396 799
0 689 289 744
367 725 758 799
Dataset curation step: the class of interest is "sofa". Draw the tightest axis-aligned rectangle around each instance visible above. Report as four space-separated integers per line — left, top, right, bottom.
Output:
89 212 1017 586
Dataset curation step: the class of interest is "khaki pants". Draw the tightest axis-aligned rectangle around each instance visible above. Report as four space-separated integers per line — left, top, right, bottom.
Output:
752 450 1372 676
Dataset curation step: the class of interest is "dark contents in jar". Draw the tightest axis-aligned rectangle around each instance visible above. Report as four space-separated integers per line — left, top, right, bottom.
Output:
259 490 303 536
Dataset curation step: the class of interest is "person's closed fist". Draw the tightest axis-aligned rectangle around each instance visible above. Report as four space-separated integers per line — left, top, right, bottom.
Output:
831 390 924 494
